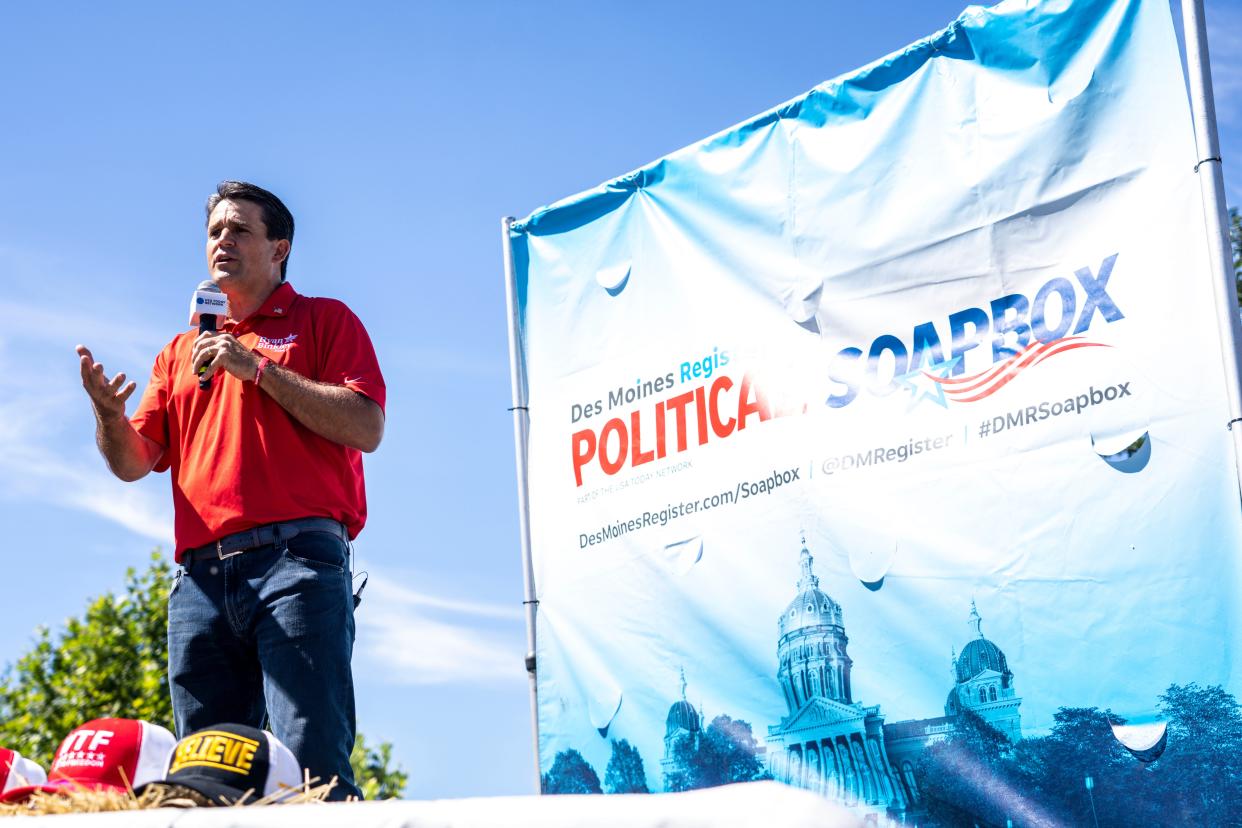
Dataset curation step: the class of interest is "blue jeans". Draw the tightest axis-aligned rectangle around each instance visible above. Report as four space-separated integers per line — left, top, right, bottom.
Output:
168 527 361 801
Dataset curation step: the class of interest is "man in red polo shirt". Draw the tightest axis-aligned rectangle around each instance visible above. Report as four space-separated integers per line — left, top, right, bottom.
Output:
76 181 384 801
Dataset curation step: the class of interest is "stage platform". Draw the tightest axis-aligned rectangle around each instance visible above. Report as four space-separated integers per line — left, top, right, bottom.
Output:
13 782 866 826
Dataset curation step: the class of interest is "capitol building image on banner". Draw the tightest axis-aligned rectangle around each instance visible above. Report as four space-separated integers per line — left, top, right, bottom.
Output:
661 537 1023 815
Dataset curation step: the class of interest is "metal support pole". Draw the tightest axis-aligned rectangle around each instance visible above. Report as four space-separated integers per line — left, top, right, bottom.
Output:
501 215 542 793
1181 0 1242 496
1084 775 1100 828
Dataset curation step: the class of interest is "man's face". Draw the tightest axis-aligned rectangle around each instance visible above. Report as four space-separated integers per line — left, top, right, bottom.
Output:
205 198 288 295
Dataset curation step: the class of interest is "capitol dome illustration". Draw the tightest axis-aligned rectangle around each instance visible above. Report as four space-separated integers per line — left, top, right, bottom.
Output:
943 601 1022 744
885 599 1024 807
777 540 852 708
956 605 1013 686
648 534 1027 813
661 670 702 787
665 697 700 738
765 538 906 812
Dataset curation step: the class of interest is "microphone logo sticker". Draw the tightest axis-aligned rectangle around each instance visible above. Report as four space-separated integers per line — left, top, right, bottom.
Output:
194 293 227 310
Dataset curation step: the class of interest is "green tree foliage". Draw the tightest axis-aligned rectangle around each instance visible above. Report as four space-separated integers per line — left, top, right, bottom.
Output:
662 733 692 794
1231 206 1241 306
603 738 649 794
542 748 602 794
1139 682 1242 822
0 552 406 800
669 714 770 791
1007 706 1136 827
913 686 1242 826
350 732 409 800
915 707 1015 826
0 552 175 764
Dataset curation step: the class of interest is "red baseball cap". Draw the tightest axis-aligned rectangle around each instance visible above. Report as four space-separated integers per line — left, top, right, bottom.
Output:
0 718 175 803
0 748 46 795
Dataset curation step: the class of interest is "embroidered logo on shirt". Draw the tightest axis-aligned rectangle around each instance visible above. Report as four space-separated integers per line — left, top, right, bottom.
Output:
255 333 298 352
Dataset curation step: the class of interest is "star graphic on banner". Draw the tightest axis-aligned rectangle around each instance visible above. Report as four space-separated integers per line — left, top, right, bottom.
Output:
895 355 961 409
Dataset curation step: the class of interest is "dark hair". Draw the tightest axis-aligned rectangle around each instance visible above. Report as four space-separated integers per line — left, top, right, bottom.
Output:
205 181 295 280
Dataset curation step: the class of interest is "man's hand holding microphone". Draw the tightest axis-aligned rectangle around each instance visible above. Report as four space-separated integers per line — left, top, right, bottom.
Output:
192 334 259 387
190 280 257 389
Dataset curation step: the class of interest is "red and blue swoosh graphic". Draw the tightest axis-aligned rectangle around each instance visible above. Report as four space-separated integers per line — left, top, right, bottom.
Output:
927 336 1110 403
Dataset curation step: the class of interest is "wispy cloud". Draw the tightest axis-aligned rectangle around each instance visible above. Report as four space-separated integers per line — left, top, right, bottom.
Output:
0 391 173 545
0 320 173 545
363 579 524 620
355 575 525 685
388 343 508 380
0 298 167 370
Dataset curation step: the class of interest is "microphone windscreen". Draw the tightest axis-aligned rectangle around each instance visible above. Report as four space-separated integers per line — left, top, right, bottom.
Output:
189 281 228 327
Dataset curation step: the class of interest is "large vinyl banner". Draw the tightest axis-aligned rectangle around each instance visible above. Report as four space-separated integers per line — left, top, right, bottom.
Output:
507 0 1242 821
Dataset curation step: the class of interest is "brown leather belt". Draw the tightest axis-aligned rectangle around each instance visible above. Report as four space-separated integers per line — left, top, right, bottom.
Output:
183 517 348 563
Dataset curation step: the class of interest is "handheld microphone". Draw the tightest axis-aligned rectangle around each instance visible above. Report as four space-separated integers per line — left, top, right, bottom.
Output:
189 280 229 391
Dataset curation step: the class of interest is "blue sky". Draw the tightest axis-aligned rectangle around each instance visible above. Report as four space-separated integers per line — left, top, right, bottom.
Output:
0 0 1238 800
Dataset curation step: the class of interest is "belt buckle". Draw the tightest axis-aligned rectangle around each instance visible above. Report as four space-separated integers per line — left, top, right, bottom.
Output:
217 540 245 560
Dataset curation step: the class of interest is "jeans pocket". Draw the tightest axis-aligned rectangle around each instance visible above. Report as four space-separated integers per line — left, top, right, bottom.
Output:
284 532 348 573
168 569 183 602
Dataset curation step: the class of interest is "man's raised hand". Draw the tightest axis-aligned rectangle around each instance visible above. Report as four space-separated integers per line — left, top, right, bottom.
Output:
77 344 137 422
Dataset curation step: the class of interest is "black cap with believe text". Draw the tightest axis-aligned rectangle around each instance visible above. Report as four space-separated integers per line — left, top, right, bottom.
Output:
137 723 303 806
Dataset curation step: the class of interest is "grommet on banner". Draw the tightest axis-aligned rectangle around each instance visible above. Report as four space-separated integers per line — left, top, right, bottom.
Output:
1193 155 1221 172
1111 720 1169 763
1227 417 1242 431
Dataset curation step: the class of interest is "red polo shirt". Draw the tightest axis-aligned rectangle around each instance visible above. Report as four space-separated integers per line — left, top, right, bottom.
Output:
131 282 386 560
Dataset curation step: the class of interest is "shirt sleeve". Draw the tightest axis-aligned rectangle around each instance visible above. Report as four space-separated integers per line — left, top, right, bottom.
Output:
312 299 387 412
129 348 173 473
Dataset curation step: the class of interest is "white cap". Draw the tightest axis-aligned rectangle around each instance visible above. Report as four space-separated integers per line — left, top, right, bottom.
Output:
1 748 47 794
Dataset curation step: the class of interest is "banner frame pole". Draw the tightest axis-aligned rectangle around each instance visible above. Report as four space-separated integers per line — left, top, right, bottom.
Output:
1181 0 1242 493
501 215 542 794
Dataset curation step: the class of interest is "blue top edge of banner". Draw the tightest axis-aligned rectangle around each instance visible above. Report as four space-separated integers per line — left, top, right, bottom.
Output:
508 2 1006 238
